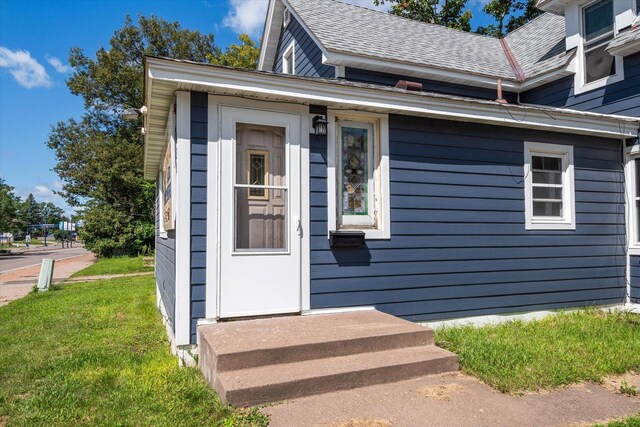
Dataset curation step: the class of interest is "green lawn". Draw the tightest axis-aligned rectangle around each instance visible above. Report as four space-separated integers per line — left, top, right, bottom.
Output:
0 276 268 426
72 255 154 277
435 310 640 393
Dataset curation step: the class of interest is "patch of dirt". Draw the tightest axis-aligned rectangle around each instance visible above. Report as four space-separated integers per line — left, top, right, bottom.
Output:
603 372 640 396
330 419 392 427
414 383 465 401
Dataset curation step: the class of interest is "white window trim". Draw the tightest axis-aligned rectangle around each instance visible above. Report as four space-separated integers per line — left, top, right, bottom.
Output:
327 110 390 239
524 141 576 230
282 41 295 75
626 145 640 255
157 169 168 239
574 0 624 95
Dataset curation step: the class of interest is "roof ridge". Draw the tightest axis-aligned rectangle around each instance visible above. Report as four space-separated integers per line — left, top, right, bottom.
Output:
319 0 499 41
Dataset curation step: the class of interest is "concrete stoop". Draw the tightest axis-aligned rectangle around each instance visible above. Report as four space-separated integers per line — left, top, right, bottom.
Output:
197 310 459 406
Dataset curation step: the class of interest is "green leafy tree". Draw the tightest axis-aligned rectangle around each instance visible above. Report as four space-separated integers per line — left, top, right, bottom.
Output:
20 194 42 227
47 16 220 257
211 34 260 69
476 0 542 37
0 178 22 234
373 0 473 31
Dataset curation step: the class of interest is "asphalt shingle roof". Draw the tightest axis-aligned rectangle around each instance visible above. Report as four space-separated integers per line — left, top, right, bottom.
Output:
286 0 572 82
606 18 640 52
504 13 574 79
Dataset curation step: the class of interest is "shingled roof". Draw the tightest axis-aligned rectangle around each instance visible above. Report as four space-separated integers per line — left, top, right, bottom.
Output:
284 0 572 83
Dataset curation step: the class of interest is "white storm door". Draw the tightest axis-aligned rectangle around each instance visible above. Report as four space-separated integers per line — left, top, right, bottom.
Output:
219 107 302 318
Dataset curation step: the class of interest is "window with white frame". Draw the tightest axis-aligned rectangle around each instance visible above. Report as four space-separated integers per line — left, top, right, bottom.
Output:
626 152 640 252
524 142 576 230
577 0 623 91
327 111 390 239
282 42 295 75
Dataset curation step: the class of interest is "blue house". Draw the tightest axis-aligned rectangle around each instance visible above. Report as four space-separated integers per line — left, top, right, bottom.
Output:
142 0 640 362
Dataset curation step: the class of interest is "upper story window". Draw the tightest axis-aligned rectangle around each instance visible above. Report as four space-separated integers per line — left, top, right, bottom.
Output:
576 0 624 93
524 142 575 230
282 42 295 75
583 0 615 83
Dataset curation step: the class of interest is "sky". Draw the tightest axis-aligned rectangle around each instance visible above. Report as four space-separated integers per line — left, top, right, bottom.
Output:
0 0 493 216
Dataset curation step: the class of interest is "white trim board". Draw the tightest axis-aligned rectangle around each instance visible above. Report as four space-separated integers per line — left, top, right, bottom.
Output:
174 91 192 346
421 303 638 329
143 58 640 179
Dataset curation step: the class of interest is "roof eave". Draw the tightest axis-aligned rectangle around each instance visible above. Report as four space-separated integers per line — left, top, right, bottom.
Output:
257 0 283 72
142 57 639 177
536 0 569 14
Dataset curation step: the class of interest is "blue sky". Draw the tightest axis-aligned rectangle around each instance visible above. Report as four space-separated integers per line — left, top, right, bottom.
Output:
0 0 493 215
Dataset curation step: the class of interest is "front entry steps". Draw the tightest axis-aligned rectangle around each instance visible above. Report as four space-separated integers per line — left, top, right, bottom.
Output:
197 310 459 406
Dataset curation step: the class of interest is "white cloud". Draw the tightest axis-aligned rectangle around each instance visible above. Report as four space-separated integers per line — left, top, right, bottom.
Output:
18 182 75 216
0 46 51 89
223 0 269 37
223 0 390 37
46 55 71 74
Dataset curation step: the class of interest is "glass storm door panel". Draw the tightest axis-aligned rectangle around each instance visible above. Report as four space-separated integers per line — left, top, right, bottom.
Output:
219 107 301 318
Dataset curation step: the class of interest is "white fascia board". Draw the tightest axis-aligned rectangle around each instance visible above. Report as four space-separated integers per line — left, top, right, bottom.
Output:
146 59 640 140
323 51 520 90
257 0 280 71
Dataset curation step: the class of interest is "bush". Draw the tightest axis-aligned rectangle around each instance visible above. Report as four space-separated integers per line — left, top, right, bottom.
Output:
80 203 154 257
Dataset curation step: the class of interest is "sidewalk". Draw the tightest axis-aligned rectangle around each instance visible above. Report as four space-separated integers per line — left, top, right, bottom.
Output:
0 253 95 307
264 372 640 427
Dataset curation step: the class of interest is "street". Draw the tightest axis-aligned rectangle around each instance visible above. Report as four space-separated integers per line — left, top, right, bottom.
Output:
0 244 91 273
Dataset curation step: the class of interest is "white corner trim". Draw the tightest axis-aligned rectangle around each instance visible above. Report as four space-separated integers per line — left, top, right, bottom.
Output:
175 91 192 346
301 111 311 312
524 141 576 231
206 94 219 319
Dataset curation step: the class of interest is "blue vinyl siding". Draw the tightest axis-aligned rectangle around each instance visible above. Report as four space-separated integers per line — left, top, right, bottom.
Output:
190 92 208 343
156 173 176 333
631 256 640 303
344 68 518 102
521 52 640 117
310 112 627 321
273 15 335 78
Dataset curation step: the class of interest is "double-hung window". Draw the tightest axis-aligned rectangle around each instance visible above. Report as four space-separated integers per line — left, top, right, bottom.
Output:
327 111 390 239
577 0 623 92
524 142 576 230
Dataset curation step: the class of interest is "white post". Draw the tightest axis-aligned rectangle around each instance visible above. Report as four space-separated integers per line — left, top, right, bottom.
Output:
37 259 55 291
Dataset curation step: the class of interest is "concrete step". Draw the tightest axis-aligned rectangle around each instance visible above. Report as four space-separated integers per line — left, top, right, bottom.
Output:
215 345 459 406
198 311 434 372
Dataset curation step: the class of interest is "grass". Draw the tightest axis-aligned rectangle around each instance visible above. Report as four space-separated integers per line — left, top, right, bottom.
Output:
435 310 640 393
594 415 640 427
0 276 268 426
72 255 154 277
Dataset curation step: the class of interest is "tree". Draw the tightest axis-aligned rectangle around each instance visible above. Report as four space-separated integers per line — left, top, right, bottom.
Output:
0 178 21 234
211 34 260 69
20 194 42 227
373 0 473 32
47 16 220 257
476 0 542 37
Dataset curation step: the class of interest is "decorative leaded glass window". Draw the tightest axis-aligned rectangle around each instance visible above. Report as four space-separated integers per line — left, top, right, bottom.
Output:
342 127 368 215
337 120 376 228
247 150 269 200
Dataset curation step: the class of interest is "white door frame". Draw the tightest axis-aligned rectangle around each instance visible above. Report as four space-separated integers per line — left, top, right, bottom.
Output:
205 96 310 320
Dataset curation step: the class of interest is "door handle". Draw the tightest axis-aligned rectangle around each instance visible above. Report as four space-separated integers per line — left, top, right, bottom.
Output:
295 216 302 236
